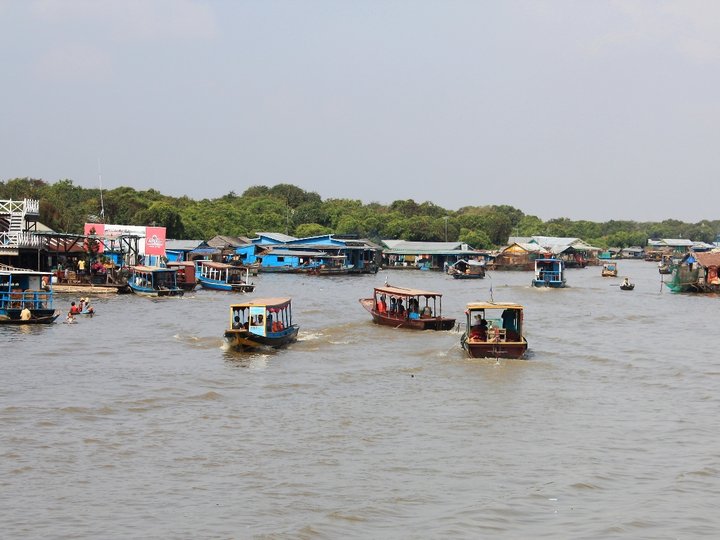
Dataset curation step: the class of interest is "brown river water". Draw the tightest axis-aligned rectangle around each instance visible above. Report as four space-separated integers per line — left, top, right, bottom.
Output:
2 259 719 539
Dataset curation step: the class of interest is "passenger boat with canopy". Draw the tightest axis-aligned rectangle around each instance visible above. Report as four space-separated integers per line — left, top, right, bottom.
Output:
460 302 527 359
196 260 255 292
0 264 59 324
601 262 618 277
127 266 184 297
223 298 299 351
447 259 486 279
532 258 566 288
166 261 197 291
359 284 455 330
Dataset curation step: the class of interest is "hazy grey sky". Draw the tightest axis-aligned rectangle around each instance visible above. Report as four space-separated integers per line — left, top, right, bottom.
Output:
1 1 718 222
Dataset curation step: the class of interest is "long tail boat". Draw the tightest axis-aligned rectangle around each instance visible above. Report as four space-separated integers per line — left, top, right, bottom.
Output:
0 265 59 324
224 298 299 351
359 284 455 330
460 302 528 359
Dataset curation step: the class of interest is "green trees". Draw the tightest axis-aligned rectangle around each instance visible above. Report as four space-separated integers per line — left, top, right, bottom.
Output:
0 177 716 247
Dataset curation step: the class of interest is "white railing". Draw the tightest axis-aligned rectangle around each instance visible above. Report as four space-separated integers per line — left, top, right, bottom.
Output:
0 198 39 215
24 198 40 214
0 231 44 248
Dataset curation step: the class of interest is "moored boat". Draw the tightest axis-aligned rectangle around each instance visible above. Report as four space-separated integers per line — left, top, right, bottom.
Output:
447 259 486 279
532 258 567 288
460 302 528 359
224 298 299 351
359 284 455 330
0 264 59 324
166 261 198 291
127 266 184 297
196 260 255 292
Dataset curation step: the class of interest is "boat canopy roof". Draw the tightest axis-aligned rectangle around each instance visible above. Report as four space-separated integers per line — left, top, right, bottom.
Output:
0 264 53 276
198 260 234 269
230 297 292 310
167 261 195 267
132 265 175 273
374 285 442 298
466 301 524 311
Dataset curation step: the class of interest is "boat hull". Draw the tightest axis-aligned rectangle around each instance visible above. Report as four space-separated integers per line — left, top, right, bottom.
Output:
128 284 184 297
461 334 528 359
451 273 485 279
0 309 60 324
359 298 455 330
531 279 566 288
198 278 255 293
620 284 635 291
224 325 299 351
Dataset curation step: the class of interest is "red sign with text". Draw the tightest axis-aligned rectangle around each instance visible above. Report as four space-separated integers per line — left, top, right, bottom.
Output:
144 227 167 256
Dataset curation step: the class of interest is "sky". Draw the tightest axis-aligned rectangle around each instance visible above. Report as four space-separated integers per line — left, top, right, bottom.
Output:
1 0 719 223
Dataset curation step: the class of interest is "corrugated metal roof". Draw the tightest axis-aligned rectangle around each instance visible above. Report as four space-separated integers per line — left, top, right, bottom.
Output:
382 240 465 251
255 232 297 243
166 239 204 250
264 249 327 257
207 235 252 248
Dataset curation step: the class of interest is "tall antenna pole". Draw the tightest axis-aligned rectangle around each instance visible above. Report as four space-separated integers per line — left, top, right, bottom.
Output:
97 157 106 222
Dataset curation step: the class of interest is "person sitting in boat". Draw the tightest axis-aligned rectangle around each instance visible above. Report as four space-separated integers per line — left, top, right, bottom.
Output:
389 297 397 315
377 295 387 314
420 305 432 318
622 277 631 288
20 306 32 321
232 311 242 329
69 301 81 315
396 298 405 318
470 315 488 340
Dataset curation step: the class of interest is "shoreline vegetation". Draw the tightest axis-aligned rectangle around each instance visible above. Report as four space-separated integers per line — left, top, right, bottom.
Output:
1 177 717 248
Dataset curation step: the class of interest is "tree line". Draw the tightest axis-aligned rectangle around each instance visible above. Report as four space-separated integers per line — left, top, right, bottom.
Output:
1 177 718 249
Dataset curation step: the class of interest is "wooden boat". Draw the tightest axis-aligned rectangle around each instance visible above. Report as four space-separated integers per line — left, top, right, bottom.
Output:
127 266 184 297
359 284 455 330
306 256 352 276
196 260 255 292
448 259 486 279
601 262 618 277
460 302 528 359
658 256 674 275
0 264 60 324
224 298 299 351
166 261 197 291
532 258 566 288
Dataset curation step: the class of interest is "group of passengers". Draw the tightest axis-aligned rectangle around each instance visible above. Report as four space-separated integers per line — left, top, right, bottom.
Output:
376 295 432 319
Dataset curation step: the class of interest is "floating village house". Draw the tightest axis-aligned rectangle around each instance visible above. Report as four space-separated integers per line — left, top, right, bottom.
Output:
492 241 546 270
645 238 695 260
666 251 720 293
245 232 382 273
495 236 600 268
381 240 490 270
165 239 205 262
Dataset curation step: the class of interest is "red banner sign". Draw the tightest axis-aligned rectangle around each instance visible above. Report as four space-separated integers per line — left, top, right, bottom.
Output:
84 223 106 253
144 227 167 256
